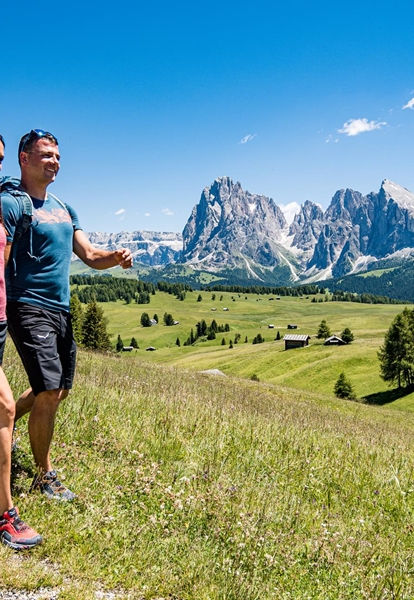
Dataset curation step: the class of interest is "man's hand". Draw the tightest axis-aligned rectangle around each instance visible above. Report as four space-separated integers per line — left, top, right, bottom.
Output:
114 248 133 269
73 230 133 270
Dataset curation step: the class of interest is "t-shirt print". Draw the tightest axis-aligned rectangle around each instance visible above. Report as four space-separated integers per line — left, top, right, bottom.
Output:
34 207 72 225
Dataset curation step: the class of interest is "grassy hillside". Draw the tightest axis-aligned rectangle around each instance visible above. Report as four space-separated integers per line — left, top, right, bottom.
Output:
4 343 414 599
98 290 412 404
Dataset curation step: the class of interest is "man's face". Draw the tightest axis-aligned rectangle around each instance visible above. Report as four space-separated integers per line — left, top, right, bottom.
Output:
0 141 4 172
21 138 60 185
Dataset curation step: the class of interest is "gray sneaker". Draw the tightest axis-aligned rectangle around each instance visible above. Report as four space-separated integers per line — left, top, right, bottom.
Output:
31 470 76 501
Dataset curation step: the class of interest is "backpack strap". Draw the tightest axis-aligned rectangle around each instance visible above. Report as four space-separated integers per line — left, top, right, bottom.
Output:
13 194 33 244
9 193 33 277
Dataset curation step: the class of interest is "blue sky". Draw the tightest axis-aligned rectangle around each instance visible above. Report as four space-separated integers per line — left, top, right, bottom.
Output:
2 1 414 233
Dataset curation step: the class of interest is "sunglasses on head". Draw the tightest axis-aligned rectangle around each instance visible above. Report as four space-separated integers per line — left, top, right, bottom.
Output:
19 129 56 154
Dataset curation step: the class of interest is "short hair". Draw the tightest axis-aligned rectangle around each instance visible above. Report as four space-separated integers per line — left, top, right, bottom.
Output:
18 130 58 164
0 134 4 148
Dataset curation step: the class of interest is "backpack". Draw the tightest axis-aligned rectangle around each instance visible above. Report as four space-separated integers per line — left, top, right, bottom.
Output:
0 176 71 275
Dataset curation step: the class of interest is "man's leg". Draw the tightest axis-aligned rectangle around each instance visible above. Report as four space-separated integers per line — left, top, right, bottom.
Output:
14 388 35 423
29 388 68 474
29 387 75 501
7 304 77 500
0 368 14 514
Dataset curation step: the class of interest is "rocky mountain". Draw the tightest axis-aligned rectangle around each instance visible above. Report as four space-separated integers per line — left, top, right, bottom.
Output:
85 231 182 267
79 177 414 286
301 179 414 280
181 177 293 273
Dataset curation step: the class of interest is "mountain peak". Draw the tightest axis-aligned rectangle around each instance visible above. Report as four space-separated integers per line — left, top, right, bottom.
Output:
381 179 414 206
182 177 288 270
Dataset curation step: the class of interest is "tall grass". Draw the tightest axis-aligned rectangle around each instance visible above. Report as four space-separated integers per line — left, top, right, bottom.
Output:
3 343 414 598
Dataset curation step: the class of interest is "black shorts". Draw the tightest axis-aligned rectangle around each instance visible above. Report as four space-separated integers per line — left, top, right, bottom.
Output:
7 302 77 396
0 321 7 366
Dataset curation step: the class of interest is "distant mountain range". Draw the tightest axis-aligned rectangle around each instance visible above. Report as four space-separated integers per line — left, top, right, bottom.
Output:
78 176 414 287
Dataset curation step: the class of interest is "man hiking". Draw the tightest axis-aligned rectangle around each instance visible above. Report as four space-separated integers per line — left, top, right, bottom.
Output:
1 129 133 501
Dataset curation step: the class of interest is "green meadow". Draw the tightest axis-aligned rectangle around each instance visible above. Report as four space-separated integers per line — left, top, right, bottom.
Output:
4 290 414 598
4 337 414 598
100 290 411 406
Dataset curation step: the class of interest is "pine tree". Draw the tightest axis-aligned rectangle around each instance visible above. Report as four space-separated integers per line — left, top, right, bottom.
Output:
317 319 331 339
81 300 111 351
341 327 354 344
197 294 202 302
70 294 84 345
276 330 281 340
163 312 174 326
334 372 356 399
176 337 181 347
116 334 124 352
140 312 151 327
210 319 218 332
378 308 414 388
130 337 139 349
229 340 233 349
221 338 226 346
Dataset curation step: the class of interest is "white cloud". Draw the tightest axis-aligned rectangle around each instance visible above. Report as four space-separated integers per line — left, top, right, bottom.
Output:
403 98 414 110
325 134 339 144
144 212 150 217
115 208 126 215
279 202 300 225
338 118 386 136
240 133 257 144
162 208 174 216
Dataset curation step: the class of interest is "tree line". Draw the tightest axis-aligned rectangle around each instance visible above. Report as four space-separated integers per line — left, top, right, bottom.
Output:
204 283 323 296
330 289 406 305
70 275 156 304
329 261 414 303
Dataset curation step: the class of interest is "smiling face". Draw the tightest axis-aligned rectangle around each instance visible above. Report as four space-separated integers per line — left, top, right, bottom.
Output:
20 138 60 187
0 141 4 172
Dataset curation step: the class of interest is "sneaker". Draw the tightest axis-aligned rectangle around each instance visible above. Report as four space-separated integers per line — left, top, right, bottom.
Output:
31 470 76 501
0 507 42 550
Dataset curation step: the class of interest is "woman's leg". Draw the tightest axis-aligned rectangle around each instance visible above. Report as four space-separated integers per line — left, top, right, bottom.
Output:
0 367 15 514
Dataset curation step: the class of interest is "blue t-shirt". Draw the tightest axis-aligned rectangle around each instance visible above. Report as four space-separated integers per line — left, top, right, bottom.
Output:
1 190 82 312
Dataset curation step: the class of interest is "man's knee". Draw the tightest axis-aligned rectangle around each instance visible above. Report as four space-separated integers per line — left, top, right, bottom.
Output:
0 392 15 425
35 388 69 407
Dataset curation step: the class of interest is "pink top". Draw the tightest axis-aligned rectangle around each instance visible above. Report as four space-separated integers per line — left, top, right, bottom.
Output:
0 225 6 321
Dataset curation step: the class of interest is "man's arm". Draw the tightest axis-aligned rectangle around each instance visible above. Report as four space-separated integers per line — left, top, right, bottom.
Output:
73 230 133 270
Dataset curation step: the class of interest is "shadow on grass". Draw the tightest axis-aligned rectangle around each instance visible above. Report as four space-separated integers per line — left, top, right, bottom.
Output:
362 386 413 406
11 448 36 495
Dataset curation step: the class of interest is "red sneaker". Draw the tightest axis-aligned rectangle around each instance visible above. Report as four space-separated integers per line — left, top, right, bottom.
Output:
0 507 42 550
